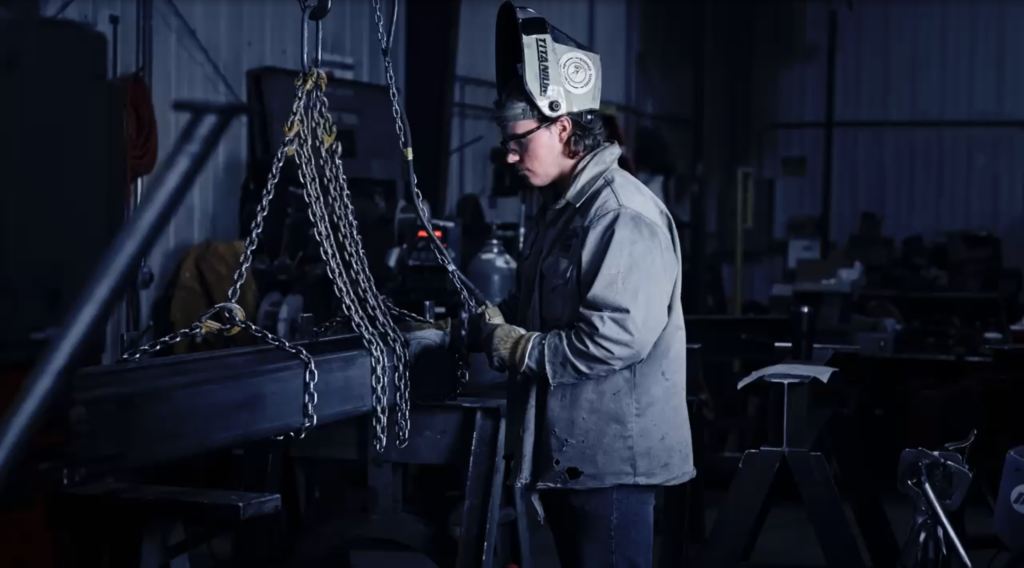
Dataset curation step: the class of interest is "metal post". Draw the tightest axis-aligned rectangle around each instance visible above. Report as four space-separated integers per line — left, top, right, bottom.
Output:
791 304 815 360
125 0 155 336
458 81 465 200
0 103 245 487
690 0 706 314
820 7 838 249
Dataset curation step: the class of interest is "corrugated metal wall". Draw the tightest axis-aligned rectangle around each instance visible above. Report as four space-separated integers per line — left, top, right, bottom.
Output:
41 0 406 359
450 0 637 222
761 0 1024 268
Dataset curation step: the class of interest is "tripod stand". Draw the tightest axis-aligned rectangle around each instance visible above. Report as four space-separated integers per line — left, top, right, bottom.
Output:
897 431 975 568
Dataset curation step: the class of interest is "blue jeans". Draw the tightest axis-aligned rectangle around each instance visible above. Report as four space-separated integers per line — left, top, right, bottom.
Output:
540 485 657 568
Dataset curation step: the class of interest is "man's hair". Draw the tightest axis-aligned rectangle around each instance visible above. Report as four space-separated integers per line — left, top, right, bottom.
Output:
495 84 606 159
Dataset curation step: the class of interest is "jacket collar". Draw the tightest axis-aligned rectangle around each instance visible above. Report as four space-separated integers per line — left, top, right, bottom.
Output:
551 142 622 209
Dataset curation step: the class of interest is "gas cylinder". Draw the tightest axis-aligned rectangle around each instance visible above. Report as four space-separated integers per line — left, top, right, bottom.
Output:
467 236 517 305
995 446 1024 554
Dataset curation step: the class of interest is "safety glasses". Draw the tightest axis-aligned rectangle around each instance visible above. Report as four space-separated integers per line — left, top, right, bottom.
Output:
500 121 553 155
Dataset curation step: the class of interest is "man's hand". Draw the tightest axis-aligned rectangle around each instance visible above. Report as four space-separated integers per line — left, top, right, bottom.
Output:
481 322 539 374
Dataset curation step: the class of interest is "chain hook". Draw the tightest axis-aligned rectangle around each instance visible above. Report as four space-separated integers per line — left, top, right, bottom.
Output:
199 303 246 336
298 0 330 73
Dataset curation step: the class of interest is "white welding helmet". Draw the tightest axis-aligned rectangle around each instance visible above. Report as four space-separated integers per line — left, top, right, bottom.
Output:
493 1 602 126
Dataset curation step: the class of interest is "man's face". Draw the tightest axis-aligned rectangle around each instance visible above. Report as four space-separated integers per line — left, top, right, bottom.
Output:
500 117 567 187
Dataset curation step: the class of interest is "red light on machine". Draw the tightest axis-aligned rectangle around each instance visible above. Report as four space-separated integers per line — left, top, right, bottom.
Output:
416 230 443 239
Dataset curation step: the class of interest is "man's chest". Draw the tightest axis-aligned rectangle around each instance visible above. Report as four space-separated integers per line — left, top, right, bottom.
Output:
519 209 586 328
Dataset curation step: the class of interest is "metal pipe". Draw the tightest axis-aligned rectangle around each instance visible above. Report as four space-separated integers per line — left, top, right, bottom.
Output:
733 169 745 315
49 0 78 18
109 14 120 77
820 7 838 249
0 103 246 487
141 0 153 86
126 0 154 337
163 0 241 102
921 471 972 567
458 82 466 199
300 4 311 73
448 135 483 157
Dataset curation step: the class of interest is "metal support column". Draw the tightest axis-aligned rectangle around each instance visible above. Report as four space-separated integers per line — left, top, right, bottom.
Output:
405 0 461 215
690 0 707 314
820 6 838 249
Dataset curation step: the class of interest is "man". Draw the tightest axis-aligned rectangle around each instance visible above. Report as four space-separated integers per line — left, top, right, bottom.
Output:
470 3 695 566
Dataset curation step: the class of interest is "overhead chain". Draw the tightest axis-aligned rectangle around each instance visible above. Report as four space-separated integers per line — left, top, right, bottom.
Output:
289 74 398 452
313 315 350 337
372 0 471 396
308 90 414 447
120 323 204 361
370 0 475 312
116 74 325 441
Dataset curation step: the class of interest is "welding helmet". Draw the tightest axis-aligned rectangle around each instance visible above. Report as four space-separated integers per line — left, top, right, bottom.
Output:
493 1 602 126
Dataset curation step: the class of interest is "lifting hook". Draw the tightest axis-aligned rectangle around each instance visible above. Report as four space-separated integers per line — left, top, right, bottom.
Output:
297 0 331 73
306 0 332 21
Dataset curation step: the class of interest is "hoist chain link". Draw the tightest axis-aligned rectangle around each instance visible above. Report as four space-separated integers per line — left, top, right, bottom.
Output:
371 0 477 314
381 297 429 324
228 78 310 305
118 76 322 440
309 89 413 447
120 324 204 362
456 301 470 395
225 311 320 439
313 315 350 336
372 0 473 400
290 77 394 452
371 0 405 147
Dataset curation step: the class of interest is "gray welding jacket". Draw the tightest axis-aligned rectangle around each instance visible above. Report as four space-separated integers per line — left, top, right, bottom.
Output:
500 142 694 490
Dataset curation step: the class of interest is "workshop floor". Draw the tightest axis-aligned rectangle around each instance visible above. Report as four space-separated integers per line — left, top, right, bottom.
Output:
345 490 1008 568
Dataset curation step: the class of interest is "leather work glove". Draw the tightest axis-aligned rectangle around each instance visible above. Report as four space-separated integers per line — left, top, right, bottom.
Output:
468 303 505 353
481 322 539 374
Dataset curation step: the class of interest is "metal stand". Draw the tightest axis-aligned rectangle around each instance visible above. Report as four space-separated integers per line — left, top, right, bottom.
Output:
700 306 865 568
897 439 975 568
700 384 865 568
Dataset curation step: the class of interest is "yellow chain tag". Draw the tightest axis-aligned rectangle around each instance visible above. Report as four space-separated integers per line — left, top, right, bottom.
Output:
323 124 337 148
199 303 247 337
303 70 318 92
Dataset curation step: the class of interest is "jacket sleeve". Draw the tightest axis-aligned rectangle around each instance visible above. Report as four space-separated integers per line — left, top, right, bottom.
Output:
524 208 678 386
